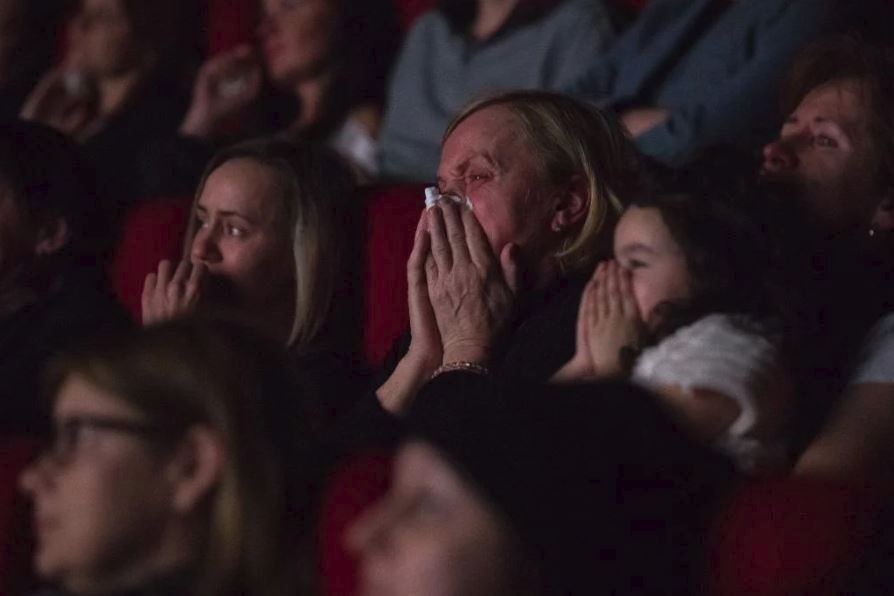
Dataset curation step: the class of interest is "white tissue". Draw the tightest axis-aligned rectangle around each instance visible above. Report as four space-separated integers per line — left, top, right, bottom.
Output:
423 186 472 210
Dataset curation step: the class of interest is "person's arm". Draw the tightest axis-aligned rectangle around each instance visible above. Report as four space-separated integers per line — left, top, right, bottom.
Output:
632 0 833 164
796 384 894 486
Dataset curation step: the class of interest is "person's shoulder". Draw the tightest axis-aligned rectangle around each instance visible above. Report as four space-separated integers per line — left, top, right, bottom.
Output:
403 9 452 42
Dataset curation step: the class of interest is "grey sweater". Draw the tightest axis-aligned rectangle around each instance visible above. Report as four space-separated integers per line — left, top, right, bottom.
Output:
377 0 614 182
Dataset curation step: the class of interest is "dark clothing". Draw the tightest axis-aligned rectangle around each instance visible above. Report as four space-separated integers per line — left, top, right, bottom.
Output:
82 76 188 217
566 0 838 165
0 270 129 435
326 273 588 461
31 569 193 596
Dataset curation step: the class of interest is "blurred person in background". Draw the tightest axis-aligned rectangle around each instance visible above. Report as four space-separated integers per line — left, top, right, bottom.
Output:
21 0 199 213
0 120 125 436
171 0 399 185
348 378 735 596
376 0 616 182
20 318 319 596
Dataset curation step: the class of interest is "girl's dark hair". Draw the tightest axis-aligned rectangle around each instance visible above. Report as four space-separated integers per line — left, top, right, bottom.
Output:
628 182 791 349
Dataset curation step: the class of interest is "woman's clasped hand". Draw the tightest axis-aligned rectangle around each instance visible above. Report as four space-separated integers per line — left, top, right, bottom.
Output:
419 200 523 365
141 259 207 325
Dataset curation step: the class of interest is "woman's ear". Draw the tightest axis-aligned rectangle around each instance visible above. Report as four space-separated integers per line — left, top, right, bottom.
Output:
165 427 225 515
870 194 894 233
34 216 69 256
550 176 589 232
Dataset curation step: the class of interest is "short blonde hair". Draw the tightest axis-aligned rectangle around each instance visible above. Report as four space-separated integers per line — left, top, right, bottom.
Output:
44 319 315 596
187 138 359 351
444 90 640 274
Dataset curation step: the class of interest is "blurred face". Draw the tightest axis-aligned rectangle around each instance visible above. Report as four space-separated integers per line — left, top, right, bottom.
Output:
19 375 181 593
191 158 295 312
437 105 558 262
760 78 880 234
74 0 144 78
614 206 691 325
347 442 522 596
258 0 339 88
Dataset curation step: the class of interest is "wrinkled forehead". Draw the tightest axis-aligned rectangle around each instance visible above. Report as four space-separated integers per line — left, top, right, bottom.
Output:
439 106 537 172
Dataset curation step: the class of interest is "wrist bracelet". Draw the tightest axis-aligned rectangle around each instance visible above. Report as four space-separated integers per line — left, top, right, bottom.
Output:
431 361 490 379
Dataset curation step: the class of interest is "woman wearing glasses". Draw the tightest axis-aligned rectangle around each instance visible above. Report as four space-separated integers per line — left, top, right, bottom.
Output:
19 318 317 596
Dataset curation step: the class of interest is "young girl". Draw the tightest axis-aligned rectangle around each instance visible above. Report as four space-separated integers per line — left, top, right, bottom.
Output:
554 192 794 472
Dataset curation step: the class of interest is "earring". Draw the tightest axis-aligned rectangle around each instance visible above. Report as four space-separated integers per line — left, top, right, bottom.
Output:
869 228 877 238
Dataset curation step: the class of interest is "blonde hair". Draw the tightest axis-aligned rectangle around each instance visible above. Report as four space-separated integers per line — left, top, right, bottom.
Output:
186 138 358 351
444 90 640 274
44 319 315 596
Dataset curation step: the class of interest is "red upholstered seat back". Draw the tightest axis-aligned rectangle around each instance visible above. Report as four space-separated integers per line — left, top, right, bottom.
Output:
705 478 881 596
207 0 257 56
0 438 39 596
109 197 192 322
318 452 393 596
361 184 425 366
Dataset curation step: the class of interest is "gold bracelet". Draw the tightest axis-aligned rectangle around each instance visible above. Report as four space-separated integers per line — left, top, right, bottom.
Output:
431 361 490 379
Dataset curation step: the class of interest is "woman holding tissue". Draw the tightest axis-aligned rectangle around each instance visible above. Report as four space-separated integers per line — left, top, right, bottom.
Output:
372 91 640 416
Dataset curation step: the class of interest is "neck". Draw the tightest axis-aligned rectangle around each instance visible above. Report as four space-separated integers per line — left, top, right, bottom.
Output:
63 523 196 596
292 71 334 132
472 0 520 40
97 69 145 118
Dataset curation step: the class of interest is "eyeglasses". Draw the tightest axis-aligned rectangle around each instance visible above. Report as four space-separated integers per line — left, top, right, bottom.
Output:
47 415 172 465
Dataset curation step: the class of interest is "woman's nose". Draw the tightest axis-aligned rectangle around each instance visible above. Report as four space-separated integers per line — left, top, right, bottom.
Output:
191 226 222 265
761 137 799 174
19 454 55 497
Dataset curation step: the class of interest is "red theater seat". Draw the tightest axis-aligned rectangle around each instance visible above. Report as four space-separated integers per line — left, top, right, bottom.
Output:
109 197 192 322
361 184 425 366
706 478 882 596
207 0 257 56
318 452 393 596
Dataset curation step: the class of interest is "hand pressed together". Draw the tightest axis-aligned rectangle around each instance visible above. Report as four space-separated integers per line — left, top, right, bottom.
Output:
554 260 643 381
424 201 521 364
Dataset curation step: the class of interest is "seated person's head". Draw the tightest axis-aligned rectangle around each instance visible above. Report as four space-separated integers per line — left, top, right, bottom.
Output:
257 0 397 102
0 120 101 293
613 189 779 336
348 379 735 596
187 138 357 348
19 318 314 596
761 36 894 239
70 0 187 81
437 90 640 283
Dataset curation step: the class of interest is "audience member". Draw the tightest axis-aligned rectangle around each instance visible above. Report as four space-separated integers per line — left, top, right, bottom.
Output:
0 120 125 435
142 138 364 427
19 318 317 596
773 38 894 487
377 0 615 182
371 91 639 420
176 0 399 181
20 0 196 213
348 378 736 596
554 191 794 472
566 0 840 166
